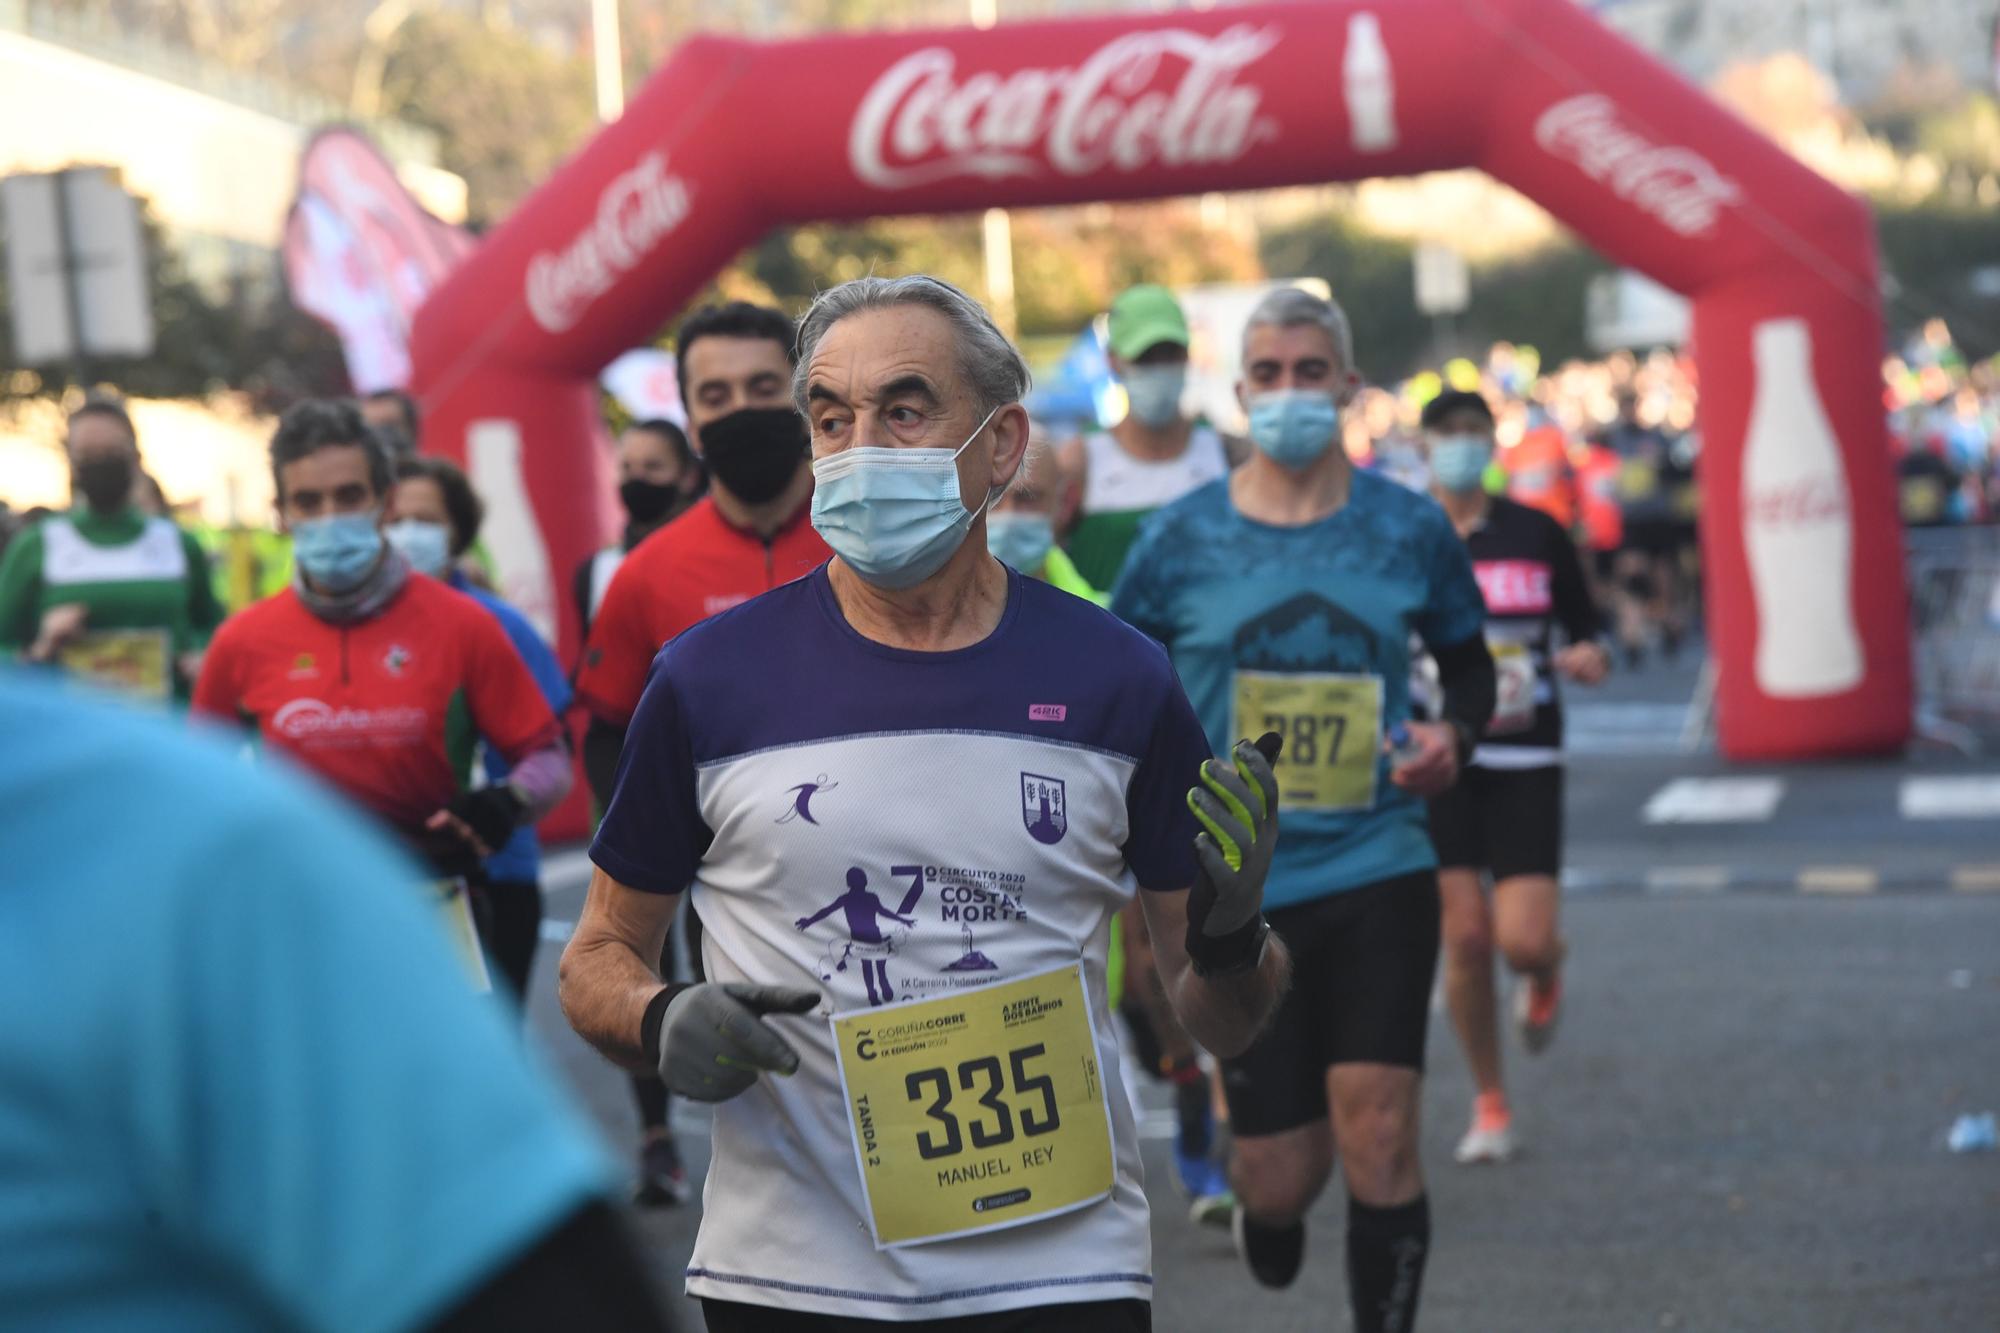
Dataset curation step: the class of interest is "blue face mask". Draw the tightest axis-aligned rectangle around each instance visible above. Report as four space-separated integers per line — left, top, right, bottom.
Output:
1428 434 1494 493
292 510 384 593
1247 390 1340 467
385 518 451 578
811 407 1003 590
986 511 1055 572
1123 365 1187 429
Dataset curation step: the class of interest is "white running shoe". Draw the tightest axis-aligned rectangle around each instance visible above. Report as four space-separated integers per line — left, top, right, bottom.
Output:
1454 1118 1518 1165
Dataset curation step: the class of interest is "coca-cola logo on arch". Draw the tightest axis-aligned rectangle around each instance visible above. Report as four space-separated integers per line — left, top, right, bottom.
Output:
1534 94 1741 238
849 25 1282 190
526 152 693 334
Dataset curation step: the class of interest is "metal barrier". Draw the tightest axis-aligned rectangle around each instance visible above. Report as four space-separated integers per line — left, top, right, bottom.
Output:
1907 525 2000 747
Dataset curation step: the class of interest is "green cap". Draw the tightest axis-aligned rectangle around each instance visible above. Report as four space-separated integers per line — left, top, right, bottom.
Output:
1106 284 1189 361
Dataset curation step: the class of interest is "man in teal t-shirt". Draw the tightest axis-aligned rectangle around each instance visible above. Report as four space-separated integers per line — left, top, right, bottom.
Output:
1112 286 1494 1333
0 670 682 1330
0 398 222 701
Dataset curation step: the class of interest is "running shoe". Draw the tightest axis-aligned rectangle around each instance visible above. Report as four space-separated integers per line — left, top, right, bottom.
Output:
1232 1208 1306 1289
1173 1144 1231 1201
633 1133 689 1207
1189 1190 1237 1230
1515 973 1562 1055
1454 1115 1518 1165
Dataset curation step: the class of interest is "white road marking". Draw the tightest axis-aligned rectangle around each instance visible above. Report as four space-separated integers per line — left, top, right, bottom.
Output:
1950 865 2000 894
1899 776 2000 820
1798 866 1879 895
1641 777 1785 824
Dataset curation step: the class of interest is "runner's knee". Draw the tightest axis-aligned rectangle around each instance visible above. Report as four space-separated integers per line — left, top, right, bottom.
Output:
1230 1135 1331 1224
1440 905 1492 969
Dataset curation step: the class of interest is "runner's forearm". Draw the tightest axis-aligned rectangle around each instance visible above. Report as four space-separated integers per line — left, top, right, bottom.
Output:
1432 633 1497 742
559 870 679 1071
1166 932 1291 1058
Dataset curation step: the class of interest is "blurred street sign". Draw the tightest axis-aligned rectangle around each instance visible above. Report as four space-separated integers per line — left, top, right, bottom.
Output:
600 349 685 427
1586 269 1690 351
1 167 154 366
1413 243 1469 316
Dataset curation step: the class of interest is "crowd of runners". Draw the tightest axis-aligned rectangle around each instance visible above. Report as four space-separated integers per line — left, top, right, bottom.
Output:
7 263 1840 1332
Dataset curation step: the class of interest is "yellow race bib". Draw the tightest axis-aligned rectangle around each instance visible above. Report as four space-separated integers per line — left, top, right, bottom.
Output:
57 629 171 702
1232 671 1382 812
433 878 491 992
832 964 1115 1249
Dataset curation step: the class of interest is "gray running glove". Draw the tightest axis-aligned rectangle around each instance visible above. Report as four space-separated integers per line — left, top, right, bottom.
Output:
653 983 822 1103
1184 733 1282 976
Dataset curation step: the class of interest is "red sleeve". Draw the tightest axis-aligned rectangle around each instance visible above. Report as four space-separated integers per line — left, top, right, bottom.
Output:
190 616 245 726
460 607 563 763
572 556 654 727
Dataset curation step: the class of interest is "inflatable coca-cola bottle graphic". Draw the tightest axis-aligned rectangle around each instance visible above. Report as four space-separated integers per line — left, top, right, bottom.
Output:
1343 14 1397 153
1740 318 1864 696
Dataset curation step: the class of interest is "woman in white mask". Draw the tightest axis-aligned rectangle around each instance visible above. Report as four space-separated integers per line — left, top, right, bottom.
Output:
561 274 1288 1332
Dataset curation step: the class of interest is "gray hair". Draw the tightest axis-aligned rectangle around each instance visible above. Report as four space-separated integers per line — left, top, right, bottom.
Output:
1241 285 1356 374
793 275 1031 420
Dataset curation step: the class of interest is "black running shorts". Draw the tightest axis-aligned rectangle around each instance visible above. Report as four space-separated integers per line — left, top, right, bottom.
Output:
1426 763 1564 882
1220 871 1441 1138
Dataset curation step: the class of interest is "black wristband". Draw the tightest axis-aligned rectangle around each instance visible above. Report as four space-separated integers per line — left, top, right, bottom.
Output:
1186 914 1270 979
639 983 691 1066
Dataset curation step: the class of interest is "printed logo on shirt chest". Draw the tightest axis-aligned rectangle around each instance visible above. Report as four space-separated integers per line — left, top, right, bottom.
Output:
796 860 1033 1008
1473 560 1553 615
382 643 413 676
776 773 839 825
270 697 429 747
1021 773 1067 845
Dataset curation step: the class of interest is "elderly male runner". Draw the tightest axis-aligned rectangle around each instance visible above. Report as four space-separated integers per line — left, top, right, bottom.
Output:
562 275 1289 1330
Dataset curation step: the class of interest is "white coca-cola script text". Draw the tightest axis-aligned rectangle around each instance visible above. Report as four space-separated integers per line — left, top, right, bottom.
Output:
850 25 1280 190
526 153 692 334
1534 94 1740 238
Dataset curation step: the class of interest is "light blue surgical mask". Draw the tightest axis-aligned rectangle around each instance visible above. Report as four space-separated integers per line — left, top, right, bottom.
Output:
292 510 384 593
811 406 1003 590
385 518 452 578
1247 390 1340 467
1123 364 1187 428
986 511 1055 573
1428 434 1494 493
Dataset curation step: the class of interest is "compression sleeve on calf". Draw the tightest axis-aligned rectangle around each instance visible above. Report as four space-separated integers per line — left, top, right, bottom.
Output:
503 743 573 823
1432 633 1497 750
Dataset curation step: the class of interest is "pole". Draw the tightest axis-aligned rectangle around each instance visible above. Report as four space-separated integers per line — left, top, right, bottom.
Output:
52 169 91 390
591 0 625 123
969 0 1013 337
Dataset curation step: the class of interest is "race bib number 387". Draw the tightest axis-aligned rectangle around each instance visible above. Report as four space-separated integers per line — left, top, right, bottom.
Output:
832 964 1115 1249
1233 670 1382 812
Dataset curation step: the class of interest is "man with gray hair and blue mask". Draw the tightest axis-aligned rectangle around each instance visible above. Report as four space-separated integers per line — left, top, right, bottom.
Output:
562 274 1290 1331
1113 285 1497 1332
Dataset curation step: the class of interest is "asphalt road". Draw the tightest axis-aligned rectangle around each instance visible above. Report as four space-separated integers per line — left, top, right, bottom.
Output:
522 653 2000 1330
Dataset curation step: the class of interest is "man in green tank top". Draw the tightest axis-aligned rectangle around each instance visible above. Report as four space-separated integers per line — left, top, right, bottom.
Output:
0 398 223 703
1058 283 1233 590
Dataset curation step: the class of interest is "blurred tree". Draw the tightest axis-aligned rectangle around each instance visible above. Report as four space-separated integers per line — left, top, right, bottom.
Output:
375 9 597 222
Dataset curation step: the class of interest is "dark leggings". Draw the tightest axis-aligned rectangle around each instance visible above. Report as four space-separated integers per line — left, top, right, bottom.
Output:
633 907 704 1129
470 878 543 1007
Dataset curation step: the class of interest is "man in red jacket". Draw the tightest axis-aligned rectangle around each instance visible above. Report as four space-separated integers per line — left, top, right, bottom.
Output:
574 301 831 1205
194 399 571 880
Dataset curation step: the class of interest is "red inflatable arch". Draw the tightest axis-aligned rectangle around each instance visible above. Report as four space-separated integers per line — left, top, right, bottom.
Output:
410 0 1911 766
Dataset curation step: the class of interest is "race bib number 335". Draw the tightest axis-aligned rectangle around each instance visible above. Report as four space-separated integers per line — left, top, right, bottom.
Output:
832 964 1115 1249
1233 670 1382 812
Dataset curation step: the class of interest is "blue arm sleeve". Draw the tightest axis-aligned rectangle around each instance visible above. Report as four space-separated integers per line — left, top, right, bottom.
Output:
589 650 711 894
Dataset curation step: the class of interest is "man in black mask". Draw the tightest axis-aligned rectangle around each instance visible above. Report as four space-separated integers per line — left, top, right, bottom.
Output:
573 301 830 1208
572 418 704 644
0 395 222 702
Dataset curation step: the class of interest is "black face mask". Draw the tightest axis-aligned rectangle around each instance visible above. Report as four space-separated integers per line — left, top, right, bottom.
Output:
699 407 808 506
74 457 134 513
619 477 688 526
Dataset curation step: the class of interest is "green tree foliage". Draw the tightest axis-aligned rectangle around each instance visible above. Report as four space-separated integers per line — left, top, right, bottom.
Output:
376 10 597 224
